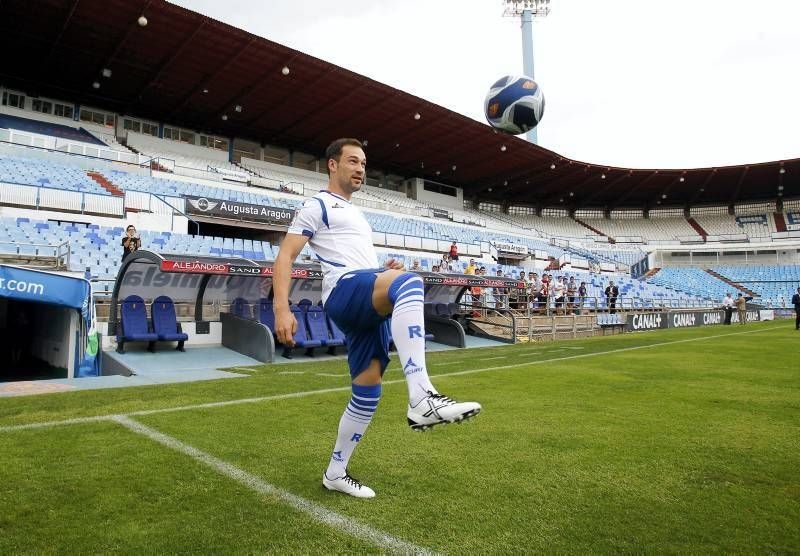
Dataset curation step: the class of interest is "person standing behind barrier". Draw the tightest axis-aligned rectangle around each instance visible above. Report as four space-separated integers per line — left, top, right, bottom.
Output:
121 225 141 260
605 281 619 314
722 292 734 325
577 281 587 315
734 293 751 325
791 286 800 330
567 276 577 315
449 241 459 261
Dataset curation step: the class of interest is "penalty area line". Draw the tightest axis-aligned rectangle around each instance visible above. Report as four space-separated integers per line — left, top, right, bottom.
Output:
111 415 432 556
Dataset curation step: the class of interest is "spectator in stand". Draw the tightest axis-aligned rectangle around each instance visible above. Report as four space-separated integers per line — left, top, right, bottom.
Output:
792 287 800 330
410 260 421 271
566 276 577 315
440 253 452 272
121 224 141 261
605 281 619 314
449 241 459 261
734 293 752 325
722 293 735 325
577 281 588 315
431 264 440 273
553 276 567 315
529 272 541 312
465 259 477 275
539 274 551 313
494 269 507 309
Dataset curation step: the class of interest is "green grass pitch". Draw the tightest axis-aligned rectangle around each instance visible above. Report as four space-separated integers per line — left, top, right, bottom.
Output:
1 321 798 554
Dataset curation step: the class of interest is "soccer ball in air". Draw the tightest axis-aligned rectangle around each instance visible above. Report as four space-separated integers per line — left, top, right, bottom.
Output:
484 75 545 135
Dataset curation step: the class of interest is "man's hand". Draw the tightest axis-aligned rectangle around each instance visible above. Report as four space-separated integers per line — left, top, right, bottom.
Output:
384 258 405 270
274 308 297 347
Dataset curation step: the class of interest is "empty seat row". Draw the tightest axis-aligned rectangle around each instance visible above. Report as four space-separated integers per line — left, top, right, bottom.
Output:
117 295 188 353
230 298 346 358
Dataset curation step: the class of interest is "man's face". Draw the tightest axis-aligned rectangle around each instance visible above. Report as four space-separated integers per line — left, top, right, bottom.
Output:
331 145 366 193
470 260 475 266
127 227 135 236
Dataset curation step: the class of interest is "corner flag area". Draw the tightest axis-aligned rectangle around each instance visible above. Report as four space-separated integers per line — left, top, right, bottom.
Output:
1 322 797 553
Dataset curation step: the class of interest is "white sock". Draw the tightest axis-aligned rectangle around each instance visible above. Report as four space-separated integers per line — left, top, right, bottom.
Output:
389 274 437 406
325 383 381 479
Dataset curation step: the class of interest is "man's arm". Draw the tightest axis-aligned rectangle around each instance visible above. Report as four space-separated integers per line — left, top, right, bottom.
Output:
272 233 309 346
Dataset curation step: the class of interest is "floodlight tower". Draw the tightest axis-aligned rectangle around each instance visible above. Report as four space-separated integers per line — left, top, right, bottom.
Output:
503 0 550 144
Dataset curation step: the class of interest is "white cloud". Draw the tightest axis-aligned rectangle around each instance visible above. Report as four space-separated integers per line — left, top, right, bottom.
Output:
170 0 800 168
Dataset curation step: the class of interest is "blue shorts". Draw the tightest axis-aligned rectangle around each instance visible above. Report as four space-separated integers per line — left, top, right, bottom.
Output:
325 268 390 379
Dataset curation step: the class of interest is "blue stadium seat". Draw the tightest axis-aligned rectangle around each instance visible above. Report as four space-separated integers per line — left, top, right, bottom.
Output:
306 306 345 354
117 295 158 353
230 297 253 320
282 306 322 358
151 295 188 351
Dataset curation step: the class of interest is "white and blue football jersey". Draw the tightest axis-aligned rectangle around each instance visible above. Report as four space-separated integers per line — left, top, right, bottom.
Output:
287 190 379 303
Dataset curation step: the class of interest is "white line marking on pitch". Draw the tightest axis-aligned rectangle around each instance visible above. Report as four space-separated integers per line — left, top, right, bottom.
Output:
278 371 306 375
479 356 508 361
111 415 430 556
316 372 347 377
0 326 782 433
435 361 460 366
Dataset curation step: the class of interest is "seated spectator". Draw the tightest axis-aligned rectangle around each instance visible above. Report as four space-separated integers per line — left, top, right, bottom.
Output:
121 224 141 260
411 259 421 271
441 253 452 272
465 259 477 275
432 264 441 273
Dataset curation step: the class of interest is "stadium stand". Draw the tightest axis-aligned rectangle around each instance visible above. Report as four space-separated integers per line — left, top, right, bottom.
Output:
0 113 106 146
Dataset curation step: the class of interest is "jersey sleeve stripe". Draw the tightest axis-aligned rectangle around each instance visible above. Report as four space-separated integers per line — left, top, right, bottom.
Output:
313 197 329 228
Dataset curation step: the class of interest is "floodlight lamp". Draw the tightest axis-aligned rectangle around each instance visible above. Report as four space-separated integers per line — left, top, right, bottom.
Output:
221 114 228 121
102 68 112 78
500 145 507 152
137 15 148 27
92 81 100 89
779 167 786 174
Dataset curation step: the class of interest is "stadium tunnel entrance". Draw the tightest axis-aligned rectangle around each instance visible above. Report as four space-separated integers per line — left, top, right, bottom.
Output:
105 251 527 376
0 265 93 382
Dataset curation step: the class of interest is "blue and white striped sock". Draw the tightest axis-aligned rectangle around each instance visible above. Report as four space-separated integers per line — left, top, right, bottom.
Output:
388 273 437 406
325 383 381 479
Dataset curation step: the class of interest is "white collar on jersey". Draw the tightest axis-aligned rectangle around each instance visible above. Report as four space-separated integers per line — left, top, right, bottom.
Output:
321 190 352 204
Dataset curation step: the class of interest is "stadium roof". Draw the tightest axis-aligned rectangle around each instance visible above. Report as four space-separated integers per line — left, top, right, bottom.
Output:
1 0 797 210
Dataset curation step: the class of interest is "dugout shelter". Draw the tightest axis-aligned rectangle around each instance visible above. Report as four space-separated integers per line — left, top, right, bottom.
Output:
0 264 93 381
106 251 526 368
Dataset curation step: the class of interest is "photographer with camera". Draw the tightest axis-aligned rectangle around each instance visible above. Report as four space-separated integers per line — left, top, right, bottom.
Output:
121 224 141 260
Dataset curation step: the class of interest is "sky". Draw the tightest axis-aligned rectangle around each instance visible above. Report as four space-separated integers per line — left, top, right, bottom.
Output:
170 0 800 170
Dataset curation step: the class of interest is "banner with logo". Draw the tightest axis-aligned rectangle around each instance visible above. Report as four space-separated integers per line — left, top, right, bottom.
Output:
627 309 761 331
432 208 449 219
185 195 295 225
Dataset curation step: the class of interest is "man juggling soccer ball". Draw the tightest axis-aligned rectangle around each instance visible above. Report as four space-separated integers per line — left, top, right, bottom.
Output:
272 138 481 498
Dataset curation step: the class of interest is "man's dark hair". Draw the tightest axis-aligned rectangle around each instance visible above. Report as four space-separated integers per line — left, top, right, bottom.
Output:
126 225 135 231
325 138 363 176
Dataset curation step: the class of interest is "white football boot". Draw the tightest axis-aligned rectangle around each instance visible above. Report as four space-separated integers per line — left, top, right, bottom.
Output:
407 392 482 431
322 471 376 498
